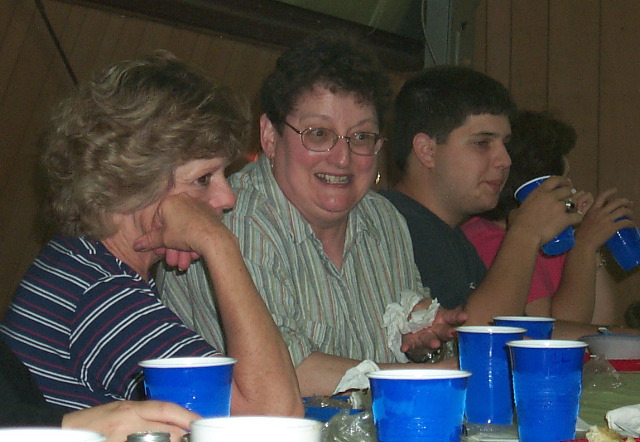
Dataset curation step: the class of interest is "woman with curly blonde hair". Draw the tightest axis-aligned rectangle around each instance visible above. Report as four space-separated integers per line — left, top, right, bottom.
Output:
0 50 301 437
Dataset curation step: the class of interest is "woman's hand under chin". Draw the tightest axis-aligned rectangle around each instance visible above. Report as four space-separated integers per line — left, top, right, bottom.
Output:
133 193 233 271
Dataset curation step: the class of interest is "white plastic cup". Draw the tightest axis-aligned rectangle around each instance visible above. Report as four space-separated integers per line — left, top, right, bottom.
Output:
0 428 106 441
189 416 323 442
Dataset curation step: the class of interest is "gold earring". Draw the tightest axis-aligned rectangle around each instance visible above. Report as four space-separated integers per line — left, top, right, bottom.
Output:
375 171 381 184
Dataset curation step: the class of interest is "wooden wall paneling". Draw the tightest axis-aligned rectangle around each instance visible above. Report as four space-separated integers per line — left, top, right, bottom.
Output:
472 0 488 72
197 36 238 83
0 0 38 187
66 6 116 81
547 0 600 194
142 23 200 62
508 0 549 110
0 1 20 48
85 11 129 73
0 1 74 305
0 1 24 85
131 20 177 59
484 0 512 88
188 33 218 73
105 15 148 64
599 2 640 308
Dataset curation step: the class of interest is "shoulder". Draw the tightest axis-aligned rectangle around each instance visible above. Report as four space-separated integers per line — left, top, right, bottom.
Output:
359 191 411 226
354 192 415 248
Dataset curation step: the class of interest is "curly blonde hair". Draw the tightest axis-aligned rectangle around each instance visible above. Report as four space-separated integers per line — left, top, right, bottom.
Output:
42 50 250 239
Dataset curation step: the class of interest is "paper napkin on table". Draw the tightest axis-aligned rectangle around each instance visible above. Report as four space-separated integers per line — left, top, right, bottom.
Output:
606 403 640 437
333 360 380 396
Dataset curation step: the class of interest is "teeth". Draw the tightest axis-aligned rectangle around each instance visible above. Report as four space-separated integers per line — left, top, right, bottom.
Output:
317 173 349 184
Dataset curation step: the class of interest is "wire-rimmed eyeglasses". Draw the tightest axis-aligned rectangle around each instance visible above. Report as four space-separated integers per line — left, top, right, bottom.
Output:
284 121 385 156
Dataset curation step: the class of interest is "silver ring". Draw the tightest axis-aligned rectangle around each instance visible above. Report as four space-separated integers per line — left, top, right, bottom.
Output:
565 198 577 213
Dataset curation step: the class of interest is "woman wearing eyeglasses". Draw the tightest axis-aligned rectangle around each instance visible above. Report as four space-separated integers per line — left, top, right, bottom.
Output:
158 30 466 397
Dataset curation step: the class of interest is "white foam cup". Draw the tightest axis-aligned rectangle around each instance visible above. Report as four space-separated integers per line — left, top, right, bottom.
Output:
189 416 323 442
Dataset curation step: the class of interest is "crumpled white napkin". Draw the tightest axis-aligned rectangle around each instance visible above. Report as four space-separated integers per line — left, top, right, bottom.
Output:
383 291 440 363
333 360 380 395
606 403 640 437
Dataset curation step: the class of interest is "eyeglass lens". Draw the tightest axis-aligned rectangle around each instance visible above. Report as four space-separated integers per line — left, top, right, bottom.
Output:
302 128 380 155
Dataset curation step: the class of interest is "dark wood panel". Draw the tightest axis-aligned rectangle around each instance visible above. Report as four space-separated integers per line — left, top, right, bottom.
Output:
484 0 512 88
548 0 600 194
599 2 640 310
509 0 549 109
472 0 488 72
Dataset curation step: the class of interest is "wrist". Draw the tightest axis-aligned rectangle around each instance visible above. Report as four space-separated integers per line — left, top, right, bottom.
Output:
405 345 444 364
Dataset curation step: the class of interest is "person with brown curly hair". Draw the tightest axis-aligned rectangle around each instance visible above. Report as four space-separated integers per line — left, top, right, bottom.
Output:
0 50 302 429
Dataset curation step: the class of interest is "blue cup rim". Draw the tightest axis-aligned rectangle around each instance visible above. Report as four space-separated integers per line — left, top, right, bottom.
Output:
506 339 587 349
367 369 471 380
456 325 527 334
514 175 551 200
139 356 237 368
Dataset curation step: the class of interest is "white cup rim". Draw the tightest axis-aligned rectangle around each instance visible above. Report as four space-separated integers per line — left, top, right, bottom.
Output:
514 175 551 199
456 325 527 334
494 315 556 323
506 339 588 349
0 428 106 441
367 369 471 380
191 416 323 429
139 356 237 368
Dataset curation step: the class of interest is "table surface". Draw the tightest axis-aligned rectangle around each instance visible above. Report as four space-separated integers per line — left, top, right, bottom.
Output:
579 370 640 427
462 369 639 441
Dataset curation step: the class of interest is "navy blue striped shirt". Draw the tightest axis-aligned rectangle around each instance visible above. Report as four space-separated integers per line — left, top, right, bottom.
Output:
0 237 218 410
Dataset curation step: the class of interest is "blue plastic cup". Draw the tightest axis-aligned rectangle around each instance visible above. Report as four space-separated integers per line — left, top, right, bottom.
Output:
367 369 471 442
493 316 555 339
140 356 236 417
456 326 527 425
507 340 588 442
514 175 575 256
605 221 640 271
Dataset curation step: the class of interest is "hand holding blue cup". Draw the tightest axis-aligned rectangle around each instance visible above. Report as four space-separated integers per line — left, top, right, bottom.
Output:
514 175 576 256
605 219 640 271
140 356 236 417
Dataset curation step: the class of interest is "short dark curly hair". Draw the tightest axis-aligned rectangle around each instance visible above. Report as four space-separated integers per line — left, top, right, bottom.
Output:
260 29 392 133
481 110 577 221
391 65 516 173
42 50 251 239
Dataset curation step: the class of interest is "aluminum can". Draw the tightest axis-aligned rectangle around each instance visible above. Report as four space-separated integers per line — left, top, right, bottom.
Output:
126 432 171 442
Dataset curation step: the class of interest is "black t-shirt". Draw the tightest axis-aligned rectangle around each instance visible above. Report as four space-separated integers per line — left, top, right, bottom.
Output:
0 337 65 426
379 190 487 309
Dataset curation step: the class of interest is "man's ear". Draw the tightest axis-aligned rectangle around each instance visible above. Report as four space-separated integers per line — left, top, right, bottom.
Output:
260 114 277 159
412 132 437 168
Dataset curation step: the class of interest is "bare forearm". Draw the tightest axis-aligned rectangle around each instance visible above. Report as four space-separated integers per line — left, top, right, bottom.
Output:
203 241 302 416
552 320 640 340
550 244 598 322
295 352 460 397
